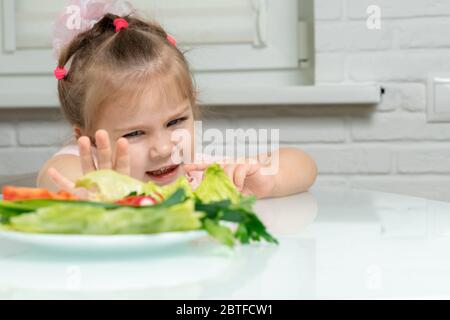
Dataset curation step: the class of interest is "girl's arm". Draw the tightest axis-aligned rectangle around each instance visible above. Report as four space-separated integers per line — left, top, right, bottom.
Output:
263 147 317 198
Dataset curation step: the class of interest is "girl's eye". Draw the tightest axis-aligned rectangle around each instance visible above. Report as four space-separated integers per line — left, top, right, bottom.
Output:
123 130 144 138
167 117 187 128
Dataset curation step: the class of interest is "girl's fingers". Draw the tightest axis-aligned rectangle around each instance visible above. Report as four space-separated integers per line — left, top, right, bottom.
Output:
47 167 75 193
95 129 113 170
78 136 96 174
233 164 247 191
183 162 212 173
114 137 130 175
232 162 261 191
79 130 131 176
224 164 236 184
184 161 260 191
247 162 261 176
47 167 90 200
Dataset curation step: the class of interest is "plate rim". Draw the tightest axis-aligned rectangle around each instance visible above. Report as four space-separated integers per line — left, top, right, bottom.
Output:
0 228 207 240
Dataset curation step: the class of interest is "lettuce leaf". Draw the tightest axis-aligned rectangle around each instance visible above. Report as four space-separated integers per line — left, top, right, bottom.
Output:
193 164 278 245
203 218 235 247
193 164 241 204
75 170 148 202
8 199 203 235
157 176 193 199
74 169 192 202
0 199 110 224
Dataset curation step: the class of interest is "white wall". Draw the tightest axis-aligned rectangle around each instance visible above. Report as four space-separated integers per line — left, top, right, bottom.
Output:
0 109 71 176
1 0 450 202
312 0 450 201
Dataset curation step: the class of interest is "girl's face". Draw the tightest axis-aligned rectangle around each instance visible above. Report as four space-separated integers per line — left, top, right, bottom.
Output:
92 89 195 185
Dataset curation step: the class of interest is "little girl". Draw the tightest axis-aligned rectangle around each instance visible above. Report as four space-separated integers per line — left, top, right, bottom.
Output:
38 0 317 199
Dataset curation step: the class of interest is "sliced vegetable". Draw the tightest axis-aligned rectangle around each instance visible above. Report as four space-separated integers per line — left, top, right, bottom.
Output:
2 186 77 201
115 195 157 207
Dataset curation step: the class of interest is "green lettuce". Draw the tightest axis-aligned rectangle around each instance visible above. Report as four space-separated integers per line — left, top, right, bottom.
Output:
75 170 148 202
74 169 192 202
193 164 278 246
157 176 193 199
8 199 203 235
203 218 235 247
193 164 241 204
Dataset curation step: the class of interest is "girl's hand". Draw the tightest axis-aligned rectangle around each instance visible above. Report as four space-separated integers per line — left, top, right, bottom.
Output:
183 160 276 199
47 129 130 199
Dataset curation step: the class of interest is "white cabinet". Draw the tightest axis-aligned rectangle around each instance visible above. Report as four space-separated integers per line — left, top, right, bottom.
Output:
0 0 311 107
1 0 300 72
0 0 380 107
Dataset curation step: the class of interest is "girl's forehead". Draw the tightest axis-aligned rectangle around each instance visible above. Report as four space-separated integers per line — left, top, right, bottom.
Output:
115 76 186 107
141 82 188 109
131 88 189 117
124 73 189 110
97 90 190 129
89 64 194 131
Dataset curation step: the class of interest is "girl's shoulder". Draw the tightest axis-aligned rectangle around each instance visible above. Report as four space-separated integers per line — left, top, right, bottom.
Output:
52 138 99 169
53 138 80 157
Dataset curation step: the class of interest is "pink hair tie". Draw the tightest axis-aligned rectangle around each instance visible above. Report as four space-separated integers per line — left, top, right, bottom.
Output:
166 34 177 46
114 18 129 32
54 66 67 80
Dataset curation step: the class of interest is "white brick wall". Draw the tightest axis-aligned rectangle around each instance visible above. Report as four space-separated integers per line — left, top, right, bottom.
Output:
17 121 72 146
0 110 73 177
346 0 450 19
1 0 450 202
0 123 15 147
314 0 450 201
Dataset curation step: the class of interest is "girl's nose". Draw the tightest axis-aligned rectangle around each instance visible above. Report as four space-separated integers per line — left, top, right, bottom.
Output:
148 134 173 159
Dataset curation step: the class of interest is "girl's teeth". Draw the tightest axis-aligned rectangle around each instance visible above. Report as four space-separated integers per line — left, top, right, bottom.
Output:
150 166 175 175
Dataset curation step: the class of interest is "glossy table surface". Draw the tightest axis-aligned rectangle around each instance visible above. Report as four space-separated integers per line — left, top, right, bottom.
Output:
1 186 450 299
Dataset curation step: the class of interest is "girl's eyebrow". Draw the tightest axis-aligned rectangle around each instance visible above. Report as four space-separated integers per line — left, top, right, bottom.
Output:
165 104 190 121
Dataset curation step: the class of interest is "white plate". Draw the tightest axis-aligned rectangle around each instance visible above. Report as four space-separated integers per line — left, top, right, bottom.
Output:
0 229 208 251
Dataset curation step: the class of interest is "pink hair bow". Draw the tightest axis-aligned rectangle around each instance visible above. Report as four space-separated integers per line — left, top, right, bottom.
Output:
52 0 135 60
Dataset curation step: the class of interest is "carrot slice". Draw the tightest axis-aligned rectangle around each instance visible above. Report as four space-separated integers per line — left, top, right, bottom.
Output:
2 186 78 201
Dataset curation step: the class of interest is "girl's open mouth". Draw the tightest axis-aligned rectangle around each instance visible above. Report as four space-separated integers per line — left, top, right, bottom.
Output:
146 164 180 183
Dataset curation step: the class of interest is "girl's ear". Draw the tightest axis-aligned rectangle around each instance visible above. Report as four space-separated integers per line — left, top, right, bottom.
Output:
73 126 82 139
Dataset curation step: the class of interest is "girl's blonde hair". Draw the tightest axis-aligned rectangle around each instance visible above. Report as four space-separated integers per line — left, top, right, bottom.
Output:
56 13 199 138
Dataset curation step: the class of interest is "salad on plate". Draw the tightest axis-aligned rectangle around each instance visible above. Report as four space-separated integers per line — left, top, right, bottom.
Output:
0 164 277 247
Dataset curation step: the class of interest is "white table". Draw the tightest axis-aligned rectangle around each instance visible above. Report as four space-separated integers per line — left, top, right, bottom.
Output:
1 186 450 299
